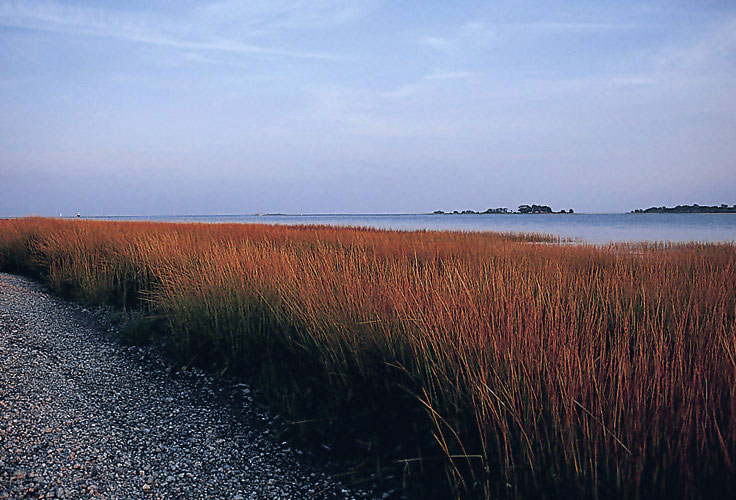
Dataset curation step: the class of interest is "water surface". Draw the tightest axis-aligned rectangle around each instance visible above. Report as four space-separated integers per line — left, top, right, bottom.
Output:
83 213 736 244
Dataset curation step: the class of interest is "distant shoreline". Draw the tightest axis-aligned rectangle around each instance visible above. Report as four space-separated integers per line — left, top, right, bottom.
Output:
631 204 736 214
433 204 574 215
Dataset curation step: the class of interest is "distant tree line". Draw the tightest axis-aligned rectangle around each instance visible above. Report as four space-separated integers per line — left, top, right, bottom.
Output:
433 204 574 215
631 204 736 214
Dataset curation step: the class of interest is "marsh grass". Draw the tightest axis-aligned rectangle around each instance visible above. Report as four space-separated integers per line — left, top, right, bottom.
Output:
118 312 167 346
1 217 734 498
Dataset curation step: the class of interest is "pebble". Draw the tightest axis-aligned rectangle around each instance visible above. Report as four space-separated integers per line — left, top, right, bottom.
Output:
0 273 380 499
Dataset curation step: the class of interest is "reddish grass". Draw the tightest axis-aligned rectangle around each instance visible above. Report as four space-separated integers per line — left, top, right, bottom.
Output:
1 217 734 498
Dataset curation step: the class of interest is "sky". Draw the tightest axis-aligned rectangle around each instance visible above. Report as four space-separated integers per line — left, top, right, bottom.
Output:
1 0 735 215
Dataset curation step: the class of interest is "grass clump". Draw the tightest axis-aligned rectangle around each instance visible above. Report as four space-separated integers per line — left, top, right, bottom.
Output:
118 313 166 346
0 217 734 498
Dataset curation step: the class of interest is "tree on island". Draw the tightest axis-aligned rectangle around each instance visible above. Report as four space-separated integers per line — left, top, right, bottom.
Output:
433 204 573 214
631 204 736 214
518 204 553 214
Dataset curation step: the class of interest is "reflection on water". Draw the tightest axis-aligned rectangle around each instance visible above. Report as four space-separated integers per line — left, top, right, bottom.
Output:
86 213 736 244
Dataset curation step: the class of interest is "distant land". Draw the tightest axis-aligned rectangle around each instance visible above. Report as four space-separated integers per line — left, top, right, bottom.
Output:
433 204 574 215
631 204 736 214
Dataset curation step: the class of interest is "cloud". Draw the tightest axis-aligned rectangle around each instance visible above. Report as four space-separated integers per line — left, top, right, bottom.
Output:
418 36 454 51
655 17 736 71
382 70 478 100
419 17 634 55
0 0 352 60
425 71 477 81
510 21 634 33
418 22 494 53
461 21 495 43
192 0 379 33
288 85 459 139
607 76 658 87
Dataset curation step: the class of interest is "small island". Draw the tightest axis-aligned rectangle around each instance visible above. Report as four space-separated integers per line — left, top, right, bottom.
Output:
631 204 736 214
433 204 574 215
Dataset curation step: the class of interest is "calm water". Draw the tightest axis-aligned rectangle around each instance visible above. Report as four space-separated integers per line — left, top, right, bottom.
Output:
84 213 736 244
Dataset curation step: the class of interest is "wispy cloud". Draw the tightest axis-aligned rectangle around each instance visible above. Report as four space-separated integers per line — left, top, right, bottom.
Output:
192 0 379 34
418 36 454 51
418 22 494 53
510 21 634 33
607 75 658 87
655 17 736 70
425 71 477 81
419 18 634 53
0 0 359 60
460 21 496 43
383 70 479 99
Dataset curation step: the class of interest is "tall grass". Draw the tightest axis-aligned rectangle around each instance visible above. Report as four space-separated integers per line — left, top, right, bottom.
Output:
1 217 734 498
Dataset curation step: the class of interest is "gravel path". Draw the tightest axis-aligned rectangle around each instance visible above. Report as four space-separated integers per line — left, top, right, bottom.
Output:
0 273 378 500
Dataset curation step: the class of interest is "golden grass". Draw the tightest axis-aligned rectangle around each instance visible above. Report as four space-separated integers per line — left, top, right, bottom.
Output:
1 217 734 498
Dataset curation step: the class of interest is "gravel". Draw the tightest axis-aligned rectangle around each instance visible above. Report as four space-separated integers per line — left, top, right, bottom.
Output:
0 273 380 499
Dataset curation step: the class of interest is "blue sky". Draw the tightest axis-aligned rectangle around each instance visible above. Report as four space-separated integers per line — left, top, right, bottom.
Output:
1 0 735 215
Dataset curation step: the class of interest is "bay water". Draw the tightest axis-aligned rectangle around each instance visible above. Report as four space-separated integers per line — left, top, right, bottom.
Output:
85 213 736 244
